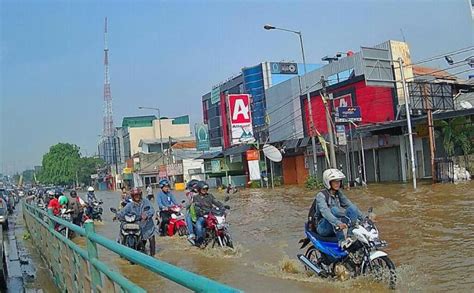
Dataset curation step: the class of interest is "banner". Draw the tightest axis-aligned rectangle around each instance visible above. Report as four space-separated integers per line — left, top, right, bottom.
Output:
195 123 210 151
335 125 347 146
228 94 254 145
248 160 261 181
166 163 183 176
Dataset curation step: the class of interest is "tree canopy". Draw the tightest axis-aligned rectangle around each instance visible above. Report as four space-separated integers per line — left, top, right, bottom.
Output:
38 143 105 185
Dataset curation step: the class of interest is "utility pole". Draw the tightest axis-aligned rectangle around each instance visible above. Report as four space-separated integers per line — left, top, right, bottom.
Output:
423 83 436 183
320 76 337 168
399 58 417 189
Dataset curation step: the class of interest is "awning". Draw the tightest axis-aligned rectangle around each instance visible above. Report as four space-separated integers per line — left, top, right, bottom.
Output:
223 144 251 156
197 151 223 159
282 139 300 149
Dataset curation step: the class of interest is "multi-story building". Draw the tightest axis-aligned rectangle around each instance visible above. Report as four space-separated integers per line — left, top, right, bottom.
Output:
117 115 191 161
201 62 321 148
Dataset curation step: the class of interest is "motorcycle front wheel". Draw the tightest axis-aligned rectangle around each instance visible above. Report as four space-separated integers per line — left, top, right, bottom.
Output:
363 255 397 289
223 234 234 249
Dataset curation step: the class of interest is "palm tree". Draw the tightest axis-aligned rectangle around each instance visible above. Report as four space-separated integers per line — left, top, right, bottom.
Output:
435 116 474 171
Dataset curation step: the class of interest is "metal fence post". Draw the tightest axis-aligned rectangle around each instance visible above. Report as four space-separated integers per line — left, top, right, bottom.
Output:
84 220 102 291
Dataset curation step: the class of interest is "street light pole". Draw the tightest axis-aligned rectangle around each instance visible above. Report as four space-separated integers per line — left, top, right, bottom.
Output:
138 106 164 153
398 58 417 189
264 24 320 174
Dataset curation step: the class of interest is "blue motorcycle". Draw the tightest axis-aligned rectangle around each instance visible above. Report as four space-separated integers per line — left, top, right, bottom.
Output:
298 210 397 289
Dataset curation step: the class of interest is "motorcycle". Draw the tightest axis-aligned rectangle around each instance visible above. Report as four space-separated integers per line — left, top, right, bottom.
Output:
110 207 145 253
202 206 233 249
158 203 188 237
87 200 103 221
297 208 397 289
57 208 75 238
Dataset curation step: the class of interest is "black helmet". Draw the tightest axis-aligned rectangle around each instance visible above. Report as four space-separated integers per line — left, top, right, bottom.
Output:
186 179 199 191
70 190 77 197
196 181 209 192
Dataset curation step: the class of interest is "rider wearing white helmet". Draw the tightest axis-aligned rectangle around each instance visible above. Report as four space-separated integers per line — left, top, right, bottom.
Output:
86 186 97 217
308 169 364 246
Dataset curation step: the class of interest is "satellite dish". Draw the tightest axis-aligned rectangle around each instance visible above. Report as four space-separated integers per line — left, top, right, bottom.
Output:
460 101 473 109
263 144 283 162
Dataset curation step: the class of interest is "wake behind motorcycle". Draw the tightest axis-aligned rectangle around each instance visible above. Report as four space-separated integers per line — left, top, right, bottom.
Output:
298 208 396 289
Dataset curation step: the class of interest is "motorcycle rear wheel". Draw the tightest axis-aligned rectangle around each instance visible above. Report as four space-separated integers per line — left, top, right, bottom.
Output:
304 246 328 277
363 255 397 289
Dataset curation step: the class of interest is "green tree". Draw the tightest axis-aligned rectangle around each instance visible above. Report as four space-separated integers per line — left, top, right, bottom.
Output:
435 116 474 170
38 143 81 185
77 157 105 186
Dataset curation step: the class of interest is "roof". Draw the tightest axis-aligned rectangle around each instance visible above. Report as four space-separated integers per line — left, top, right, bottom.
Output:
197 151 223 159
138 136 195 147
356 108 474 134
122 116 157 128
412 66 457 81
223 144 251 156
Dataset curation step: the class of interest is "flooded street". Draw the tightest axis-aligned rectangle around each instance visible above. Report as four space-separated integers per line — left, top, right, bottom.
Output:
80 181 473 292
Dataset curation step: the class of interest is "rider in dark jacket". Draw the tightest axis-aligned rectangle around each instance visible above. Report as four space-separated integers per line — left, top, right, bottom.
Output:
193 181 224 246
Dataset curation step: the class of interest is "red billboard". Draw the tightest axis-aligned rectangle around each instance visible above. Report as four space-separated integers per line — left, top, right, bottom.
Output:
227 94 254 145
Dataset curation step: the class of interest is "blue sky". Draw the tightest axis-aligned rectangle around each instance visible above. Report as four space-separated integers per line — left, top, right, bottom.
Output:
1 0 473 173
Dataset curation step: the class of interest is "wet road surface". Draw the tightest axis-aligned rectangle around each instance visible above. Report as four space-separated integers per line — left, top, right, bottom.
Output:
74 181 473 292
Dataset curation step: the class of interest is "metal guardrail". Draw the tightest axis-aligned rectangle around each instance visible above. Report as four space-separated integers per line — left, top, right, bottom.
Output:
22 201 241 292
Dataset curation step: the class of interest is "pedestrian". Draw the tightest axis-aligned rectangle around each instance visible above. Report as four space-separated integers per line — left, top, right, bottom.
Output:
146 184 154 201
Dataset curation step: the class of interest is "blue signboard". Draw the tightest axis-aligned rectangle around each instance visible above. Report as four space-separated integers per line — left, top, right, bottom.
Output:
336 106 362 122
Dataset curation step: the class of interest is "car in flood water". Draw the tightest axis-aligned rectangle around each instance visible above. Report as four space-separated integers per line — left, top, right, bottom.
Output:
0 198 8 229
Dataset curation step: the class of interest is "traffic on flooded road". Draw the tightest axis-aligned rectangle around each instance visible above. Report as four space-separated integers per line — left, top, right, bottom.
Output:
63 180 473 292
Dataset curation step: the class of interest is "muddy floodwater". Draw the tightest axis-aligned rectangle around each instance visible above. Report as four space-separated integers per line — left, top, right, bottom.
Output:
74 181 473 292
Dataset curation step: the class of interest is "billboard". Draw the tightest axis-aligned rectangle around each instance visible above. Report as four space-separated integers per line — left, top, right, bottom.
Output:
195 123 210 151
336 106 362 122
270 62 298 74
228 94 254 145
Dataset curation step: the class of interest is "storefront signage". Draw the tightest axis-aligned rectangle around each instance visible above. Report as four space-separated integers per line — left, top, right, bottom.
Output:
166 163 183 176
211 160 221 173
246 149 260 161
270 62 298 74
228 94 254 145
335 125 347 146
336 106 362 122
211 86 220 104
195 123 210 151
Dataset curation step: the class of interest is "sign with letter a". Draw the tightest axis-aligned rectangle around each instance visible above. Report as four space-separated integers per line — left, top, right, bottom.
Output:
228 94 254 145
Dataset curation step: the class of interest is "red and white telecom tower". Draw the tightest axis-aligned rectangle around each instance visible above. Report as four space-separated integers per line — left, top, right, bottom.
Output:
103 17 114 137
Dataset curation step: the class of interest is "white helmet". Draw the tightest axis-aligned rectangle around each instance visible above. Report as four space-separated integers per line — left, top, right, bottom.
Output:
87 186 95 192
322 169 346 189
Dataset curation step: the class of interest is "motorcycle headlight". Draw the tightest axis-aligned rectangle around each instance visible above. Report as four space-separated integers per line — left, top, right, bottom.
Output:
125 215 136 222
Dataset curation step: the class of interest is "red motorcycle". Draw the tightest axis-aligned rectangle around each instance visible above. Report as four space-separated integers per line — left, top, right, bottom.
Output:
163 205 188 237
203 206 233 248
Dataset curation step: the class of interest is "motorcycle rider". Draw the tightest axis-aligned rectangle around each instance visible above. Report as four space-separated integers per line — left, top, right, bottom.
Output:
117 188 156 256
193 181 225 247
47 190 61 216
68 190 85 226
184 180 199 244
156 179 178 236
308 169 364 247
86 186 98 217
